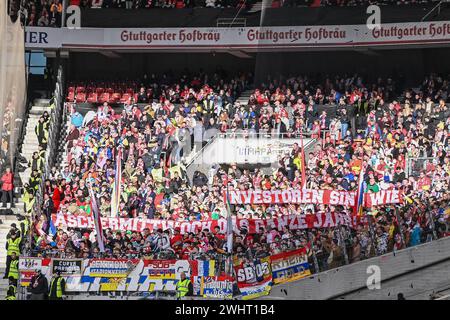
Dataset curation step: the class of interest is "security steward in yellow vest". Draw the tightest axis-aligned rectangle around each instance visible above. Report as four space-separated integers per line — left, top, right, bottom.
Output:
49 272 66 300
176 272 193 299
7 252 19 286
5 285 16 300
4 230 21 279
19 216 30 250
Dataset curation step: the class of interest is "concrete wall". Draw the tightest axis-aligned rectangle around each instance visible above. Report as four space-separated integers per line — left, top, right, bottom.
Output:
266 236 450 300
338 259 450 300
186 135 316 182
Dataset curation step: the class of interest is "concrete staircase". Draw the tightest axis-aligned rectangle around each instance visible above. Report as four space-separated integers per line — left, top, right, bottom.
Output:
248 0 272 12
235 89 254 107
0 98 51 300
19 99 52 187
54 115 71 172
0 215 19 300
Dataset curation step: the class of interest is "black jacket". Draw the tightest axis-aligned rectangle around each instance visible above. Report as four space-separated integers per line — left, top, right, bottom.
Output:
30 274 49 295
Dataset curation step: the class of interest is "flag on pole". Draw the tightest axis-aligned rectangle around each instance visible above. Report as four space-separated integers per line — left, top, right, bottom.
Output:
89 184 105 252
354 163 366 216
111 147 122 217
300 126 306 189
224 180 234 276
47 219 57 247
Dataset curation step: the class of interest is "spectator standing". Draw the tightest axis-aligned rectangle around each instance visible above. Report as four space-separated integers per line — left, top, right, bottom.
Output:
49 271 66 300
176 271 193 299
71 109 84 128
193 118 204 153
1 167 14 208
4 230 21 279
5 285 16 300
29 270 49 300
35 116 49 149
7 252 19 287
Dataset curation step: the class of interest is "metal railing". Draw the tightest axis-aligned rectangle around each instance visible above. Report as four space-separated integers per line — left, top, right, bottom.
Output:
216 129 325 140
421 0 445 21
26 65 66 254
216 18 247 27
406 157 436 178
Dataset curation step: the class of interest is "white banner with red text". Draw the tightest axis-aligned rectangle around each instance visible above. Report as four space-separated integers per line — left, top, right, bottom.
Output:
51 211 358 234
225 189 403 207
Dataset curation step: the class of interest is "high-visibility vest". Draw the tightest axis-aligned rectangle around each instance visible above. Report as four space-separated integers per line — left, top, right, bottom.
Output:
50 277 63 298
5 285 16 300
20 219 30 235
7 237 21 255
8 285 16 295
8 260 19 280
176 279 191 299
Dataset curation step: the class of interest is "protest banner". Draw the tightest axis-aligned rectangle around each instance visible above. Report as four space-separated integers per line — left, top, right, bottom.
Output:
225 188 403 207
226 189 357 206
364 190 403 207
51 211 357 234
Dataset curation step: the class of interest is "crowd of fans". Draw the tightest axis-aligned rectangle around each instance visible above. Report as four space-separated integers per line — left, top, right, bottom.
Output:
271 0 436 8
7 0 64 27
12 71 446 276
8 0 440 27
72 0 251 9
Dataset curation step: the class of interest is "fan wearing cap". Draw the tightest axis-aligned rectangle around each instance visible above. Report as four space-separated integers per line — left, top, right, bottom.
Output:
29 269 49 300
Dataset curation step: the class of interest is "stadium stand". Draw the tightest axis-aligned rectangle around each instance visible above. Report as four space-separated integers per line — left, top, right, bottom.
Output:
2 0 450 302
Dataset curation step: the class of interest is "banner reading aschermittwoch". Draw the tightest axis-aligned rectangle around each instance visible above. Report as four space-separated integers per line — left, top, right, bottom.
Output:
51 211 358 234
25 21 450 49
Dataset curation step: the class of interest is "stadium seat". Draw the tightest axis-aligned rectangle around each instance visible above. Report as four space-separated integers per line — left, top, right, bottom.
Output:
120 93 130 103
111 92 122 103
75 92 86 103
76 86 86 93
67 91 75 102
98 92 110 104
87 93 98 103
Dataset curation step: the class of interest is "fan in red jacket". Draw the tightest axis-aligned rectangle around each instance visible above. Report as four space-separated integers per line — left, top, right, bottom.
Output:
1 167 14 208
